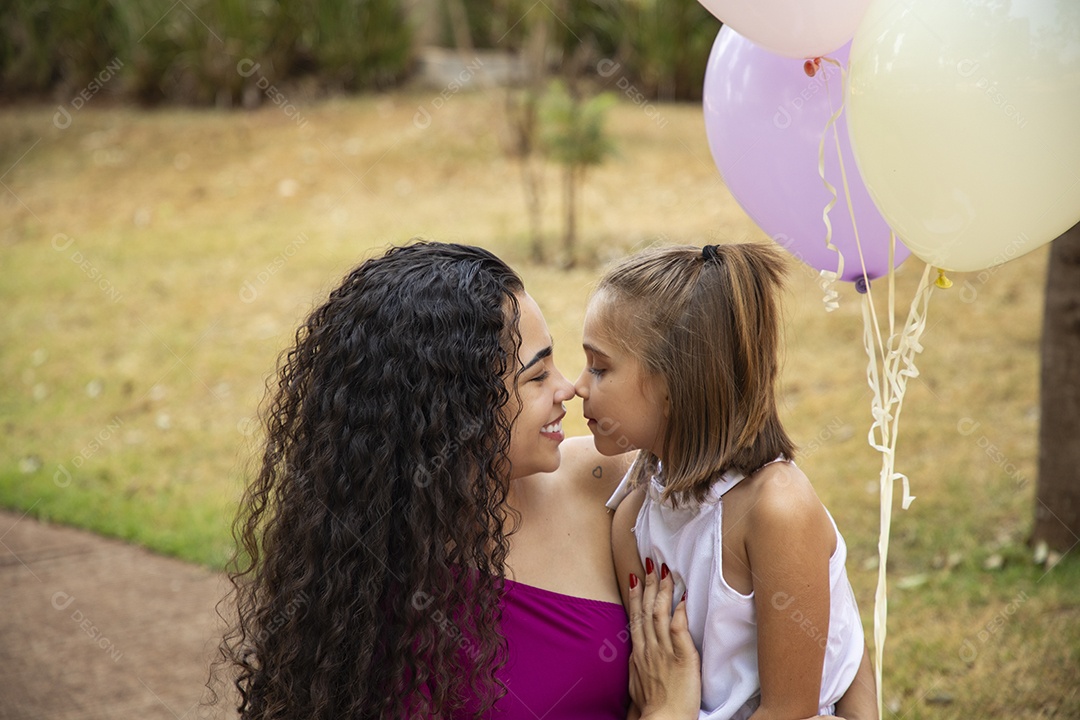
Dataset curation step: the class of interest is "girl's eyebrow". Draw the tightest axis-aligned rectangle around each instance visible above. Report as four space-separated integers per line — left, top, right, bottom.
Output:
582 343 610 359
521 341 553 372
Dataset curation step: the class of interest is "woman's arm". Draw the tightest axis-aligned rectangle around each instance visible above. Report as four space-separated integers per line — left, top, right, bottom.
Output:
612 487 648 720
627 556 701 720
612 486 647 609
614 489 703 720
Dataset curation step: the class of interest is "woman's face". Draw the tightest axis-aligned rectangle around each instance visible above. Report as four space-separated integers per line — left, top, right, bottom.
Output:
505 292 576 480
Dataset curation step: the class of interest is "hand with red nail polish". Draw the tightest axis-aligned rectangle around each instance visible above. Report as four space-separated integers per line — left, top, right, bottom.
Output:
628 554 700 720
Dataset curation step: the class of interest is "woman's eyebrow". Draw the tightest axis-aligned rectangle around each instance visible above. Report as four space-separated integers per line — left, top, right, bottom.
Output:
521 342 553 372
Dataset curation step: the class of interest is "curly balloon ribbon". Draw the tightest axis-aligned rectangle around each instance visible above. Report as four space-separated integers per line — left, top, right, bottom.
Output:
862 261 936 719
815 57 846 310
818 270 840 312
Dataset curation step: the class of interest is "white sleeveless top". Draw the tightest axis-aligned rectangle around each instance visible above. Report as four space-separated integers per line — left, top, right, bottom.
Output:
607 461 864 720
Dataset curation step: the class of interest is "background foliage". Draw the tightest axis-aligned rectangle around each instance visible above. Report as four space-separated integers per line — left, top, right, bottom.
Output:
0 0 413 105
0 0 719 105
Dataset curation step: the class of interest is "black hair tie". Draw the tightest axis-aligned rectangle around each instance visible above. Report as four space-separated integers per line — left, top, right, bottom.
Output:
702 244 720 262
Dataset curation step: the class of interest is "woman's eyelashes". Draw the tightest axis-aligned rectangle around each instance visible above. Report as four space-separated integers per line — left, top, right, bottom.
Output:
587 366 606 378
528 370 550 383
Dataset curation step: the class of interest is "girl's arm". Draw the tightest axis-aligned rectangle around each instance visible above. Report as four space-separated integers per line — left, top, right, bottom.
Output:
746 471 835 720
832 646 877 720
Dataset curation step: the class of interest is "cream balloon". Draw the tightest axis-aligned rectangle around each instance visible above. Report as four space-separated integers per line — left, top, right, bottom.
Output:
697 0 873 58
846 0 1080 272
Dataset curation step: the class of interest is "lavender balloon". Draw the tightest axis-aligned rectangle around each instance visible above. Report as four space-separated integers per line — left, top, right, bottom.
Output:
703 27 908 282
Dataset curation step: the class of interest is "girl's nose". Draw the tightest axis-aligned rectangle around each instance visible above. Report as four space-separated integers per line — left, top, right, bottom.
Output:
573 369 589 400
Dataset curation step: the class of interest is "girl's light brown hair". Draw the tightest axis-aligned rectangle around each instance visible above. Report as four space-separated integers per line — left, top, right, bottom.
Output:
593 242 795 505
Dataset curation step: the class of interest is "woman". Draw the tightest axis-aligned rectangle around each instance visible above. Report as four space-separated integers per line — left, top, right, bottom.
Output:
214 241 691 719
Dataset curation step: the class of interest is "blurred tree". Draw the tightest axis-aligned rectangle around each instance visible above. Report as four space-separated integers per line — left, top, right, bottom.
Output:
1035 220 1080 555
503 15 550 263
0 0 413 104
295 0 413 91
501 0 621 267
627 0 720 101
541 81 615 268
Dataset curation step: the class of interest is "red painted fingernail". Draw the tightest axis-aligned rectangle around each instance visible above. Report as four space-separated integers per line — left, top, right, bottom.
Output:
661 563 670 580
681 591 687 603
630 573 639 590
645 557 654 575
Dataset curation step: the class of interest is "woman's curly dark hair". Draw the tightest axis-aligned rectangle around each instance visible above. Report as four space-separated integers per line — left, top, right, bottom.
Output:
213 241 525 719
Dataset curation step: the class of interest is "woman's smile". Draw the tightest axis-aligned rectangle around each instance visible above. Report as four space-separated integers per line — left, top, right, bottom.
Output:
540 413 565 442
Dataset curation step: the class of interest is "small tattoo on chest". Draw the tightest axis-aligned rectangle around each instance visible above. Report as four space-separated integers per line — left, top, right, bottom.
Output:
592 466 603 478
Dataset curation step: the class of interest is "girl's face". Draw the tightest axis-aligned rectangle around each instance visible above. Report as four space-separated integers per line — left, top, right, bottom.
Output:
575 301 668 458
505 292 576 480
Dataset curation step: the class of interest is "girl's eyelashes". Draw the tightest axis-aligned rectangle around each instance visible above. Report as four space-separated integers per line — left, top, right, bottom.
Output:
528 370 550 383
587 367 606 378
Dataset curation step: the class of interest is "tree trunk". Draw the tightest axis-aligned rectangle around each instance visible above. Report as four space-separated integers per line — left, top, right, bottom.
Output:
522 18 548 263
446 0 474 55
563 164 577 268
522 154 545 263
1034 220 1080 553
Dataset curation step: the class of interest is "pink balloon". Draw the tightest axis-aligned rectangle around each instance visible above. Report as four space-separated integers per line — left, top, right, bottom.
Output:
703 27 909 283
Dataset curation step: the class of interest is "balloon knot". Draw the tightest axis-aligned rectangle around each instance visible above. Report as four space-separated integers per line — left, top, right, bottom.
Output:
855 276 870 294
935 269 953 289
803 58 822 77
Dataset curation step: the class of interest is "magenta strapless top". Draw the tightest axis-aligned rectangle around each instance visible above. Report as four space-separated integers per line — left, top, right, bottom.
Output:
484 578 631 719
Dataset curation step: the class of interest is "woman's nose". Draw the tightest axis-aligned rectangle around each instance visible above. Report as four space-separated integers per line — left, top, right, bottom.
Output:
554 370 576 403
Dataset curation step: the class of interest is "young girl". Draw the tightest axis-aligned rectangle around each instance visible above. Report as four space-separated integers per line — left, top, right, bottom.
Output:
576 243 876 720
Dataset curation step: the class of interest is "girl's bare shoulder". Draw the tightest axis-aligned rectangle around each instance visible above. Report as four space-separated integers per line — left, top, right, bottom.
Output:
742 462 826 524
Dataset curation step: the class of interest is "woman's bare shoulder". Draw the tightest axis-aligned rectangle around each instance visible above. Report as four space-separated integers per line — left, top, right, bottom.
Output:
558 436 633 501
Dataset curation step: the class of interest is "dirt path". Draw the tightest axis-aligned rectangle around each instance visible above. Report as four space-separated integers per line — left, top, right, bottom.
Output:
0 509 230 719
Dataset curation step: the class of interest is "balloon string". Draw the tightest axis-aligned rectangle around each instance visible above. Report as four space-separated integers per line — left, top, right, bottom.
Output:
821 56 873 292
818 54 889 367
816 57 845 311
821 53 936 720
863 262 935 718
888 232 897 342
